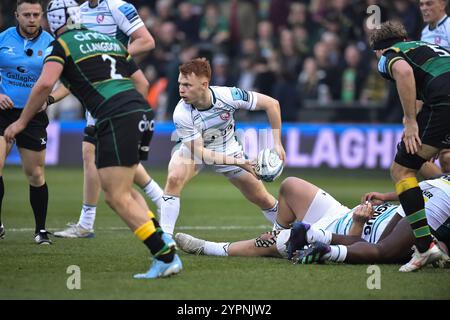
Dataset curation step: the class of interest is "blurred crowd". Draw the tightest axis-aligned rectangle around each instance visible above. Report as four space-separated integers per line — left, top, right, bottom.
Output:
0 0 438 122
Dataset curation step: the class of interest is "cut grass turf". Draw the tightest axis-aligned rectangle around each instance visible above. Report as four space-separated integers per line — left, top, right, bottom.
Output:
0 167 449 299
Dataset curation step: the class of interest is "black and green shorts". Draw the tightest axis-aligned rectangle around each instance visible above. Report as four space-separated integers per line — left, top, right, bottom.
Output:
95 108 154 169
417 104 450 149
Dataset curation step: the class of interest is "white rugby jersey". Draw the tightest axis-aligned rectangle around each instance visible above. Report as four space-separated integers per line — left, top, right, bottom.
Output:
332 202 400 244
332 176 450 243
173 86 257 152
80 0 144 46
421 15 450 50
397 175 450 232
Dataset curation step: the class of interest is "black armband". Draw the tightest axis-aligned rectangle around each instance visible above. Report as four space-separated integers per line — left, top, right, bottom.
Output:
47 95 55 106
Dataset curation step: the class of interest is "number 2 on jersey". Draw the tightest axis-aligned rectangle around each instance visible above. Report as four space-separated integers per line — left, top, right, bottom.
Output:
102 54 123 79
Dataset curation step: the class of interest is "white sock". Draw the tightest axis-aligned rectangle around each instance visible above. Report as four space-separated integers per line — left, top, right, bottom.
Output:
142 179 163 211
273 219 290 231
78 204 96 230
160 195 180 236
204 241 230 256
323 245 347 262
262 200 278 224
307 227 332 245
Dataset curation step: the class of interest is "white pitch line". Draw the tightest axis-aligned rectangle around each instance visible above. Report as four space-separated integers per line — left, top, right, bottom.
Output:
6 225 271 232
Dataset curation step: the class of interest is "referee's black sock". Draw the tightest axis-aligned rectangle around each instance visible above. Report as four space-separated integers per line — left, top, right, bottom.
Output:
0 176 4 226
30 183 48 234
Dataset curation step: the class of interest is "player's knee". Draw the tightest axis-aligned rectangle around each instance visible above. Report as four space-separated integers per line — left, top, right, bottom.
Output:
166 173 185 190
279 177 299 197
391 143 426 180
24 166 45 186
390 162 417 183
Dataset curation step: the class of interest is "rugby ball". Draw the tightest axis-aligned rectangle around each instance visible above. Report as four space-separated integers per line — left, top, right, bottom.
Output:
255 149 283 182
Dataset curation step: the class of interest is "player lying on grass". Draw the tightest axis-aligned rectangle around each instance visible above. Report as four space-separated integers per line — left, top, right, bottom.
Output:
175 173 450 270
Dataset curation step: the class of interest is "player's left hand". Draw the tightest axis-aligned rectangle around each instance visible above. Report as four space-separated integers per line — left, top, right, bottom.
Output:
402 118 421 154
4 120 26 143
274 142 286 162
352 202 373 225
361 192 385 206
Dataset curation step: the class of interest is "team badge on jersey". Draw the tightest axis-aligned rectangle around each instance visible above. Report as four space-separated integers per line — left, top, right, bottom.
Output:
220 112 231 121
96 14 105 23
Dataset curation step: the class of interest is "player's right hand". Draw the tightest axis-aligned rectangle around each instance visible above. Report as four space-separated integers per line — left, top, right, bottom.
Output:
402 118 421 154
0 94 14 110
361 192 385 206
4 120 25 143
274 142 286 162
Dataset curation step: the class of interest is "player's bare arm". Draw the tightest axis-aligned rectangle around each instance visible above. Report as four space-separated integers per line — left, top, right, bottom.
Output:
48 83 70 104
391 59 421 154
127 26 155 57
4 61 63 141
130 69 150 98
362 191 398 205
253 92 286 161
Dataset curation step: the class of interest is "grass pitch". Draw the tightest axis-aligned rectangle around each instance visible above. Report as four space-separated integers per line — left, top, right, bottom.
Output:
0 166 449 300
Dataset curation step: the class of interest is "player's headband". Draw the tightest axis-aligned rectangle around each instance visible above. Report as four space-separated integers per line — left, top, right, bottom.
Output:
372 37 405 50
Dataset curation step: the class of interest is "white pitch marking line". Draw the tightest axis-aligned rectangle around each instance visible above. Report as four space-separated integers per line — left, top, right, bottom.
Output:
6 225 271 232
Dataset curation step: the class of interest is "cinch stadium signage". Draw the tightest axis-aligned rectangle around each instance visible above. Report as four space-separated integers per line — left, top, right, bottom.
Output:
7 122 406 170
281 126 403 169
229 124 403 170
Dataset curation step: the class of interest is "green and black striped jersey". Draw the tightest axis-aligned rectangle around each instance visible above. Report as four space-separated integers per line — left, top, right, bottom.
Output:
44 27 142 119
378 40 450 106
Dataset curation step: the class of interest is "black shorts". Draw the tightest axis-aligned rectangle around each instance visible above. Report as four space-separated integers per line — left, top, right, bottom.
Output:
95 109 154 169
417 104 450 149
83 125 97 145
0 108 48 151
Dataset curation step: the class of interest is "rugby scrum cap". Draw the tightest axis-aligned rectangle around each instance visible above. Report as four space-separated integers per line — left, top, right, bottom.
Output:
46 0 81 35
